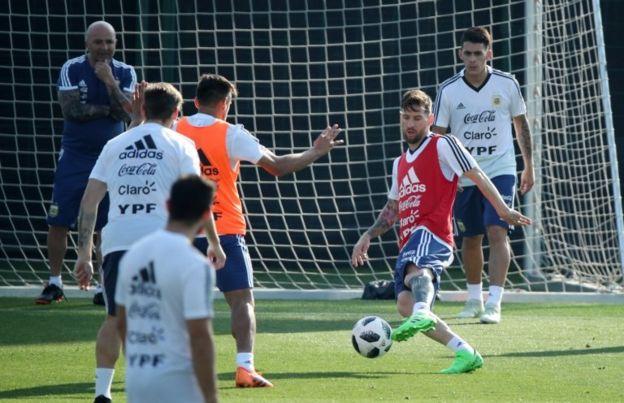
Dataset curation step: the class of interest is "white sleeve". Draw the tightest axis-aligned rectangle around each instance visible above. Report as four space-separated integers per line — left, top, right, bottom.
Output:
89 142 111 182
227 124 266 164
437 135 477 179
509 76 527 117
178 136 201 176
387 157 400 200
182 260 214 320
433 86 450 129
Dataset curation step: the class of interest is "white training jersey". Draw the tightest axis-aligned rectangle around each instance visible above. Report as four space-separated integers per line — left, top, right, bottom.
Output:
174 113 266 168
90 122 200 256
388 133 477 200
115 229 215 403
433 65 526 187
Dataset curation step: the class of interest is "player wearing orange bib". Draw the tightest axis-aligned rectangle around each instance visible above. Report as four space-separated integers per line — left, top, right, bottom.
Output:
176 73 343 388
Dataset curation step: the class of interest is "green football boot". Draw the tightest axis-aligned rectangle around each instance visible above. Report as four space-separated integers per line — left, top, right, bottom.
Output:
391 311 437 342
440 350 484 374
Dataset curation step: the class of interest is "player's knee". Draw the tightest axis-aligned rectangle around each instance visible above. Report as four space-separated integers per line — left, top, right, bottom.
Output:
396 291 412 317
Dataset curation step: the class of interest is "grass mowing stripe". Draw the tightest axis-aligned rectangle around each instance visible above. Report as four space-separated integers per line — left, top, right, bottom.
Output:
0 298 622 402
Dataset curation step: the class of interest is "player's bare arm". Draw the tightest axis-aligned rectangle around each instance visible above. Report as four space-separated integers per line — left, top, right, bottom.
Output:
351 199 399 266
73 179 107 289
463 167 531 226
203 214 226 270
431 125 448 135
513 114 534 194
257 124 343 177
93 61 133 122
187 318 218 403
58 90 110 121
128 80 147 128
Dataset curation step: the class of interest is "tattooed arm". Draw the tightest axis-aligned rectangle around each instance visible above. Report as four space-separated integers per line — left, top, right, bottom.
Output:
351 199 399 267
58 90 110 121
73 179 107 290
93 61 133 122
512 114 534 195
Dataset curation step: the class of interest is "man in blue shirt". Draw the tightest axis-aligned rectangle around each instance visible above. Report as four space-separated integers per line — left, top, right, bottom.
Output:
36 20 137 307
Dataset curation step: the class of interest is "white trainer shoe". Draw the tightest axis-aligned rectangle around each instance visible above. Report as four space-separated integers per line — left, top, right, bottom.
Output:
480 303 501 324
457 299 484 319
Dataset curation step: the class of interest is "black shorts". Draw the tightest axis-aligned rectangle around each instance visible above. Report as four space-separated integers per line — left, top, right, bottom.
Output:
102 250 127 316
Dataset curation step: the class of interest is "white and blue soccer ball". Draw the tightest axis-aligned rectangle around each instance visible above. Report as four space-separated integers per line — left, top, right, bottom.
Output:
351 316 393 358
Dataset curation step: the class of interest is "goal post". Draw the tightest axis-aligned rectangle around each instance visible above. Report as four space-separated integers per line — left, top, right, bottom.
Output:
0 0 622 299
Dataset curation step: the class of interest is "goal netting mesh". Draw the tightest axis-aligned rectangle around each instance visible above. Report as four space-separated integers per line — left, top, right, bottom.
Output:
1 0 622 294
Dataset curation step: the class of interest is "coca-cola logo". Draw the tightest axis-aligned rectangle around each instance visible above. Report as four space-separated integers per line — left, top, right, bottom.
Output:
463 110 496 124
118 163 157 176
399 195 422 211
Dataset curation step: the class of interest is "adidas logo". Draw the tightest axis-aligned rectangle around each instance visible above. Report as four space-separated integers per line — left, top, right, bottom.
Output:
398 166 426 198
129 261 161 298
119 135 164 160
133 261 157 284
456 102 466 110
198 149 219 175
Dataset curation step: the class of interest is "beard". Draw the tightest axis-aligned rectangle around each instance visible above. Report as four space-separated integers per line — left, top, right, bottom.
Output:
403 130 426 145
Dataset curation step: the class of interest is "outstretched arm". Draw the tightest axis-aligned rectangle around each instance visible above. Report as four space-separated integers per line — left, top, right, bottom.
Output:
256 124 343 177
128 80 148 129
513 114 534 195
463 167 532 226
73 179 107 289
351 199 399 267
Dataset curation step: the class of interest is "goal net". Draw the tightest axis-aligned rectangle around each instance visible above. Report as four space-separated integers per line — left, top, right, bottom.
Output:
1 0 622 296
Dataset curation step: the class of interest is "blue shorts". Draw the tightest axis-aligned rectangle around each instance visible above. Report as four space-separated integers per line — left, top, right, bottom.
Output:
193 234 253 292
47 149 109 230
454 174 515 236
102 250 126 316
394 227 453 297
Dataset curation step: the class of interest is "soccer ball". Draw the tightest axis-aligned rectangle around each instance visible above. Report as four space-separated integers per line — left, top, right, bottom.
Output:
351 316 393 358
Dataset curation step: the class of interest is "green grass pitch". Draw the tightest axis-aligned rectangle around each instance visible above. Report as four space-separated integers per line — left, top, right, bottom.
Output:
0 298 623 402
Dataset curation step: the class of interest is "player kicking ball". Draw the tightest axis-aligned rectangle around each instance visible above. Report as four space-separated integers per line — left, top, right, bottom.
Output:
351 89 531 373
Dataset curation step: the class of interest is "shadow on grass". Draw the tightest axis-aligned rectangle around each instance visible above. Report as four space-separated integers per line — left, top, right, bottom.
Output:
217 370 401 382
0 381 124 399
490 345 624 358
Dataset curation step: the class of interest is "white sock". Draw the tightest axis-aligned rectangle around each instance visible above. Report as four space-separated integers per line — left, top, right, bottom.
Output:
95 368 115 398
467 283 482 301
49 276 62 288
446 336 474 354
487 285 504 306
412 302 429 314
236 352 254 371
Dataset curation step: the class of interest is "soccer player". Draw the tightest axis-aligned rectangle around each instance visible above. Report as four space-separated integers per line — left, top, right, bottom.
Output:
175 73 343 388
432 26 534 324
351 89 531 373
116 174 219 403
73 82 225 403
37 21 137 306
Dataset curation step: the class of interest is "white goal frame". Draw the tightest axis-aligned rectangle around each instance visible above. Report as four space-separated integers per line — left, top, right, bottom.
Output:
0 0 622 302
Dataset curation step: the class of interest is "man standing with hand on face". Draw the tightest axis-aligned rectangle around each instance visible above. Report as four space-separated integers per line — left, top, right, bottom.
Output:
37 20 137 306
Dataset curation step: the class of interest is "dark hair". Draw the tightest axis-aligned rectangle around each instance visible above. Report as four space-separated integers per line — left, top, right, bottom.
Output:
168 175 216 224
196 73 238 106
460 26 492 48
400 89 432 114
143 82 183 121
